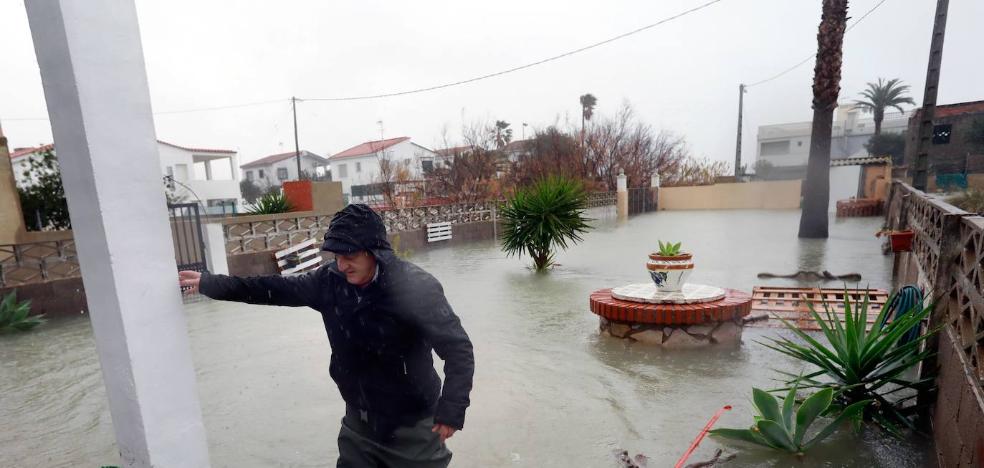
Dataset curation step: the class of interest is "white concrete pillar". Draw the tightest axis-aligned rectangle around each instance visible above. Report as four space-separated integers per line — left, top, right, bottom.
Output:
203 159 213 181
616 169 628 220
651 174 661 211
230 153 240 182
203 222 229 276
24 1 210 467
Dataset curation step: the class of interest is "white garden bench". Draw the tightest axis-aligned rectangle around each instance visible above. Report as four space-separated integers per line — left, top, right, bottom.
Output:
426 222 452 243
274 238 323 275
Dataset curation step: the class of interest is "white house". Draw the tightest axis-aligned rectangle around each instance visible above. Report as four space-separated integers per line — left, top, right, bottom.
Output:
11 140 244 214
240 150 328 189
756 104 911 178
328 137 438 203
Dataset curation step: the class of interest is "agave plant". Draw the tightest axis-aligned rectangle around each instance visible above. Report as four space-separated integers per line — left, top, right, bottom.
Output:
246 190 293 215
710 385 870 454
656 240 682 256
0 291 46 333
762 291 937 433
499 176 592 271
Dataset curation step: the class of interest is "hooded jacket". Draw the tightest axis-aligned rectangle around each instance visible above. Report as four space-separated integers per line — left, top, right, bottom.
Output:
199 205 474 439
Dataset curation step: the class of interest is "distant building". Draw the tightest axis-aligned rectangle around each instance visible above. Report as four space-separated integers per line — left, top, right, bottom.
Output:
240 150 328 189
755 104 911 180
12 140 244 214
503 139 533 162
328 137 438 203
903 100 984 191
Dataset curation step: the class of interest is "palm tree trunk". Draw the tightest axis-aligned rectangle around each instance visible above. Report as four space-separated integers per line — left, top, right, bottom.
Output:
798 0 849 239
874 109 883 135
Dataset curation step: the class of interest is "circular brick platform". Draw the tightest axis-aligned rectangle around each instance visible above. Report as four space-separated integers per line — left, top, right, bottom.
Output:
589 288 752 325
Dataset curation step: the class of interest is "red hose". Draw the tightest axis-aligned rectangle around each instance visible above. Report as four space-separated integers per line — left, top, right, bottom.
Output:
674 405 732 468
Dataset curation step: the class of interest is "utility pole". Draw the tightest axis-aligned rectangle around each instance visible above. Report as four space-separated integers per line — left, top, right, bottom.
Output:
377 120 384 140
734 83 746 178
292 96 302 180
912 0 949 191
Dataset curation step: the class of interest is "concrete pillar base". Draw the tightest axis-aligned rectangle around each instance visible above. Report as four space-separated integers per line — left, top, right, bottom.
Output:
600 317 743 347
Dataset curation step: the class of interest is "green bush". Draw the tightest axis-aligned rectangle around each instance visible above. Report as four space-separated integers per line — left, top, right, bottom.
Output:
499 176 592 271
0 291 46 334
710 385 870 454
762 291 937 433
245 190 293 215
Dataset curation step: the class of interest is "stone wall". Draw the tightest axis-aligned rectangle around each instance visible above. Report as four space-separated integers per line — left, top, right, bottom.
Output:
885 181 984 466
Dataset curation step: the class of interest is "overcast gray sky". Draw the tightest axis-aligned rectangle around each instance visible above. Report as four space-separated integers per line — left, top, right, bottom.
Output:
2 0 983 167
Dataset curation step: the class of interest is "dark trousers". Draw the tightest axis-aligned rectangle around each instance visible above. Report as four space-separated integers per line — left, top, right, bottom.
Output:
337 411 452 468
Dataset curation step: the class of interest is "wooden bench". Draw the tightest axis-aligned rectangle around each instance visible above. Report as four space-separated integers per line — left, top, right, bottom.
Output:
427 222 452 243
274 238 323 275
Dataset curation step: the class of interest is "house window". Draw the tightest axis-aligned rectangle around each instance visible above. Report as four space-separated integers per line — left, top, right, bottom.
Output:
277 167 289 180
245 170 254 181
422 160 434 173
932 124 952 144
355 162 362 173
338 164 348 178
258 169 265 179
760 140 791 156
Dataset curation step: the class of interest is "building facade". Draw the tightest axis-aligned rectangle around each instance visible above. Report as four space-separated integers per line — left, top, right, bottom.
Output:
328 137 438 203
240 150 328 190
756 104 911 179
903 100 984 191
11 140 244 214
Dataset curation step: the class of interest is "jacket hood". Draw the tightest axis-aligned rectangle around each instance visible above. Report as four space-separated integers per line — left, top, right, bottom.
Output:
322 204 394 265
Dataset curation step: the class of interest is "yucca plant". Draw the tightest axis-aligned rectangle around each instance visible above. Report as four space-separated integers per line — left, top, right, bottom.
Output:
245 190 293 215
499 176 592 271
656 240 683 256
0 291 46 333
710 385 870 454
761 291 937 433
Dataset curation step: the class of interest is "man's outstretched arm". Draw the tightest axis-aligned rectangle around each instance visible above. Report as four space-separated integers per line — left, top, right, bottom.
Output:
179 270 323 307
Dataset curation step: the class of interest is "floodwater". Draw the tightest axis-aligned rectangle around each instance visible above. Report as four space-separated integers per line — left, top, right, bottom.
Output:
1 209 934 467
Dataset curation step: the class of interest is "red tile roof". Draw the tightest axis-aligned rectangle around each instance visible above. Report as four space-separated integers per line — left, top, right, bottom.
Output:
435 145 474 157
157 140 236 154
241 150 327 169
330 137 410 160
9 144 53 160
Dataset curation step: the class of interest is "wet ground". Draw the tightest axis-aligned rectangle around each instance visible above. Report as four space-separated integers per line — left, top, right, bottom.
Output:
0 209 934 467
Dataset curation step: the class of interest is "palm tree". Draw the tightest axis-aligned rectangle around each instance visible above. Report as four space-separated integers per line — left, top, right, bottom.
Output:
798 0 849 239
854 78 916 135
493 120 513 149
500 177 592 271
579 93 597 145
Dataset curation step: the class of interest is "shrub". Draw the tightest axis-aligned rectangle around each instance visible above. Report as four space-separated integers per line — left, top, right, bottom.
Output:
245 190 293 215
0 291 46 334
500 176 592 271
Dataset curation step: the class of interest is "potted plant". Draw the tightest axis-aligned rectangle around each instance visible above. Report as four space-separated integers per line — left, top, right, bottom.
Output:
875 227 914 252
646 241 694 292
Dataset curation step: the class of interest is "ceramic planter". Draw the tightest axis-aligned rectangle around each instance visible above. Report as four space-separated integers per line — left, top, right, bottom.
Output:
889 230 914 252
646 252 694 292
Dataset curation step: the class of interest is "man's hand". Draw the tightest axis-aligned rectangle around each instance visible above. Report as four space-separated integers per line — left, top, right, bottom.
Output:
431 423 456 443
178 270 202 295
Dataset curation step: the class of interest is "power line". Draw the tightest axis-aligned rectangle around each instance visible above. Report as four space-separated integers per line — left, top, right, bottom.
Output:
4 98 286 121
745 0 890 88
302 0 727 102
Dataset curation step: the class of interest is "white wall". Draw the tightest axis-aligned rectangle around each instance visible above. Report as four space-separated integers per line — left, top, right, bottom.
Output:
828 165 862 212
242 154 324 189
329 140 436 202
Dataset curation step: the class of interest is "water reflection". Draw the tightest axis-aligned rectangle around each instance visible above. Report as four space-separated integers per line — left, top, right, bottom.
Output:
0 210 928 467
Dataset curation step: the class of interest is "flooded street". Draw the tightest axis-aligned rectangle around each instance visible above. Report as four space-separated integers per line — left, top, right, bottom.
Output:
1 210 933 467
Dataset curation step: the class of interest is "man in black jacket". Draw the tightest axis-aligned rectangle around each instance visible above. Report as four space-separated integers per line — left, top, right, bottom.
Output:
178 204 474 467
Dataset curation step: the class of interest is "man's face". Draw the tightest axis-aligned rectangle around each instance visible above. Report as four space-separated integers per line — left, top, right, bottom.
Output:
335 251 377 287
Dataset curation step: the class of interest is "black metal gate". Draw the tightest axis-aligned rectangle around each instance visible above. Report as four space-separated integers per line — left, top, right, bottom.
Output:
628 187 658 214
168 203 208 273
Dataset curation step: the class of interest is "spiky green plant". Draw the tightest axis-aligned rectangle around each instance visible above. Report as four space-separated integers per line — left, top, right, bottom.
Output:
710 385 870 454
0 291 46 333
656 240 682 256
761 291 937 433
245 190 293 215
499 176 592 271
